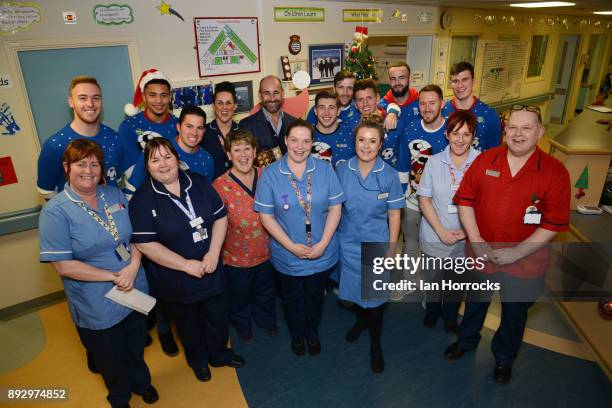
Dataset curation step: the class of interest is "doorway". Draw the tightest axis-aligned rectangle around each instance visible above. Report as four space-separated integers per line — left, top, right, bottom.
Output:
549 34 580 124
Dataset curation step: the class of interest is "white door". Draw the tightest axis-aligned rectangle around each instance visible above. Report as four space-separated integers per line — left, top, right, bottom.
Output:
550 35 580 124
407 35 434 91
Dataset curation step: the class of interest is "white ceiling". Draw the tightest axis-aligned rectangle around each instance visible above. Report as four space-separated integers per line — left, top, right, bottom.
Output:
325 1 612 16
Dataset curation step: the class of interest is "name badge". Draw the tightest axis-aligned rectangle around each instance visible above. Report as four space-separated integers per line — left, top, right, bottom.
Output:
524 213 541 225
189 216 204 228
448 204 458 214
450 183 460 191
336 143 348 148
193 227 208 243
108 203 125 213
377 192 389 200
114 242 131 262
485 169 500 177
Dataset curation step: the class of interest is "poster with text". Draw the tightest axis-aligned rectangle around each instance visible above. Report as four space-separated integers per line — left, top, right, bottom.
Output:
194 17 261 78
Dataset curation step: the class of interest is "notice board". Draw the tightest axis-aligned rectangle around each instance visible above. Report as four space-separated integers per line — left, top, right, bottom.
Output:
479 42 528 104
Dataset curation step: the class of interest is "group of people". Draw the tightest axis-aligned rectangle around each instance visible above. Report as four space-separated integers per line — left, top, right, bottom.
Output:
37 61 570 408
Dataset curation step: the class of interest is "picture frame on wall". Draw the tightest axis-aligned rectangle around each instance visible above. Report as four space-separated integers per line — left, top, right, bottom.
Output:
309 44 343 86
233 80 254 113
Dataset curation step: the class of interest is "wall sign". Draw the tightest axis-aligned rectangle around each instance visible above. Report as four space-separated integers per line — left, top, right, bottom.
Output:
0 2 42 35
194 17 261 78
0 102 20 136
0 74 12 89
274 7 324 22
342 9 383 23
0 156 18 186
418 12 433 24
94 4 133 25
288 34 301 55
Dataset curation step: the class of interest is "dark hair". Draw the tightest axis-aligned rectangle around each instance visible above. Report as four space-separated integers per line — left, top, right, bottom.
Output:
225 128 258 153
143 138 180 175
419 84 444 100
450 61 474 79
353 78 379 97
69 76 101 93
62 139 105 185
143 78 171 92
285 119 314 141
446 110 477 136
214 81 237 103
354 114 385 144
178 104 206 124
315 91 340 107
333 70 356 87
389 62 411 75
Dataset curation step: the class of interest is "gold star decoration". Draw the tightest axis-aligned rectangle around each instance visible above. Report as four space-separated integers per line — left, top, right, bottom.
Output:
157 1 171 16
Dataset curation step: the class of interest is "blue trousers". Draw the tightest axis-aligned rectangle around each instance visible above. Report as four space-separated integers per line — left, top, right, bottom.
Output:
423 254 463 322
77 312 151 408
225 260 277 335
161 295 233 371
277 267 332 342
457 272 543 366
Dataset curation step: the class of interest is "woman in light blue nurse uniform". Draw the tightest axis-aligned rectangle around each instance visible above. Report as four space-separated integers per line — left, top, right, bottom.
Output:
255 119 344 357
336 116 404 373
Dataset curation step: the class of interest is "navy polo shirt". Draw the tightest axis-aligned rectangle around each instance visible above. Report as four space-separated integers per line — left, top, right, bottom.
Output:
202 120 238 179
129 170 227 303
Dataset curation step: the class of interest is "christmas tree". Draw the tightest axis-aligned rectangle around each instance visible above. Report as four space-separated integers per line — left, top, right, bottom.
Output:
345 26 378 80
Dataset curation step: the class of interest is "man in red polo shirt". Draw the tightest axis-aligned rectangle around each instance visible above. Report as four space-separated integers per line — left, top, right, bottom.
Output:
443 105 570 384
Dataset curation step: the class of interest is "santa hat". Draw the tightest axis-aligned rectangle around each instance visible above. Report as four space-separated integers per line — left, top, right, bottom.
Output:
124 68 171 116
355 26 368 38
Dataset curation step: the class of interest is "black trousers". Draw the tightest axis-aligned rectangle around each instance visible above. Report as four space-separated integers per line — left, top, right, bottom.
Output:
161 295 233 371
77 312 151 407
225 260 277 335
277 267 332 342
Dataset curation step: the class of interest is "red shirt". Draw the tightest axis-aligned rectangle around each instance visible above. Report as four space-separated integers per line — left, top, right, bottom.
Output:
213 167 270 268
454 145 570 277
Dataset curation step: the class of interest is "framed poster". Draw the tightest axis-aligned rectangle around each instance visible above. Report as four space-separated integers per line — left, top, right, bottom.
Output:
309 44 343 86
194 17 261 77
234 80 254 113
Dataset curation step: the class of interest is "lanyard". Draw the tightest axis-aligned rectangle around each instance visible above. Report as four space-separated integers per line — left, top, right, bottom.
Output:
75 193 120 242
169 191 197 222
287 173 313 246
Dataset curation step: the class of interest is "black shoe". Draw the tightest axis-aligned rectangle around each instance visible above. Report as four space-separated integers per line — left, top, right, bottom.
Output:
145 334 153 347
371 348 384 373
345 323 367 342
444 320 459 333
194 366 212 382
158 332 179 356
136 385 159 404
444 342 465 360
291 339 305 356
86 351 99 374
238 330 254 344
493 364 512 384
264 326 279 337
307 339 321 356
423 315 437 328
210 355 245 368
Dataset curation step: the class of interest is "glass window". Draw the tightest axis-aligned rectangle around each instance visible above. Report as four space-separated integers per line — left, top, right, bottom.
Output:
527 35 548 78
449 35 478 68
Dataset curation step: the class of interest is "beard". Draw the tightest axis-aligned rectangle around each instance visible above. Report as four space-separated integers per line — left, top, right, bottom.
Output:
392 85 408 98
263 100 281 113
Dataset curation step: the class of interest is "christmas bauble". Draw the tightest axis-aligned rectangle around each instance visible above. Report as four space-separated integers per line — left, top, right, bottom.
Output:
351 46 358 53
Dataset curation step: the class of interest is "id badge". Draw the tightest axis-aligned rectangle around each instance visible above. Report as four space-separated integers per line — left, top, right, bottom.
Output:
377 192 389 200
108 203 125 213
524 213 541 225
114 242 131 262
447 204 458 214
190 216 204 228
193 227 208 243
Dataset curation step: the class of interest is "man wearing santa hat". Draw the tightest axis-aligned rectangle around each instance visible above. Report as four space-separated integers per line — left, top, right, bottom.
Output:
118 68 181 358
119 68 179 178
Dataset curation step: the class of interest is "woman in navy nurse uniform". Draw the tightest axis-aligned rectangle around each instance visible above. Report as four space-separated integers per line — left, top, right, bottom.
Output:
129 137 244 382
254 119 345 356
336 116 405 373
39 140 157 408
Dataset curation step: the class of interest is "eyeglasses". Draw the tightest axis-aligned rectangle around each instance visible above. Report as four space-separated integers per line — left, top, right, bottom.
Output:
510 104 542 123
